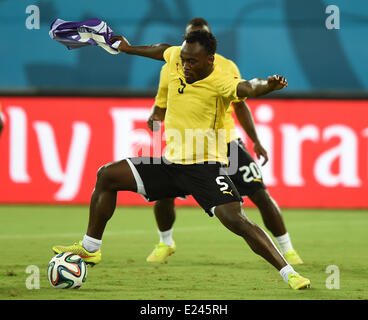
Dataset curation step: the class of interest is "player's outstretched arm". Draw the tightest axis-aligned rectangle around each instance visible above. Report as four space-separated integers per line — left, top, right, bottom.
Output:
110 35 171 61
232 101 269 165
237 75 288 98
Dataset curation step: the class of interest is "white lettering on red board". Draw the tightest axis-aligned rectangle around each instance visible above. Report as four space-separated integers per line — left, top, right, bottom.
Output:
7 107 91 200
33 121 91 200
3 102 368 203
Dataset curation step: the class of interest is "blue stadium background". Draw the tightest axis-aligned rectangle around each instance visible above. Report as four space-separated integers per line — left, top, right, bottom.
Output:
1 0 367 94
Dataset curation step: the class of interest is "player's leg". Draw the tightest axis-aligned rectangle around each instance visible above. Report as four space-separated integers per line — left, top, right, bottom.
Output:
52 159 138 265
154 198 176 234
229 139 303 264
146 198 177 262
214 201 286 270
53 157 188 265
86 159 138 240
250 190 303 264
180 162 310 289
185 164 284 269
214 201 310 289
249 188 286 236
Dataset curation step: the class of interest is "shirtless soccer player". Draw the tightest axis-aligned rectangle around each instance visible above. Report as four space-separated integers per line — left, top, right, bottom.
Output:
53 29 310 290
146 18 303 266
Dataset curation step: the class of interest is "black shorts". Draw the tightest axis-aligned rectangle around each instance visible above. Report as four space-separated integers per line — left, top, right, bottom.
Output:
226 139 266 197
128 157 243 216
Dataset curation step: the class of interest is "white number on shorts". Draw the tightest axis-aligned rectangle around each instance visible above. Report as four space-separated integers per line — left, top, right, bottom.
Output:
216 176 229 191
239 162 262 183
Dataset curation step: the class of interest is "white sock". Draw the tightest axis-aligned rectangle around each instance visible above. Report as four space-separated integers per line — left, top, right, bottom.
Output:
275 233 294 255
158 228 173 246
279 264 298 283
82 234 102 253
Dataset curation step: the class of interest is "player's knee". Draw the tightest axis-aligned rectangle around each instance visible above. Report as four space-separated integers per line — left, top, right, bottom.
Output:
215 202 247 235
251 189 273 208
96 165 106 179
96 164 114 188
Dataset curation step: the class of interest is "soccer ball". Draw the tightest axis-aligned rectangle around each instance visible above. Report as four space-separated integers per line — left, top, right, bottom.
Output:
47 252 87 289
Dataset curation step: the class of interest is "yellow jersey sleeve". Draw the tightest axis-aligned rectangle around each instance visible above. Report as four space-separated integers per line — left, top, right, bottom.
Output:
214 71 244 105
215 54 245 103
163 46 177 64
228 59 241 77
154 63 169 109
214 54 243 143
227 60 246 103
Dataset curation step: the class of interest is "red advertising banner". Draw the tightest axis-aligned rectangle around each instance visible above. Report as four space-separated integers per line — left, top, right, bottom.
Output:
0 97 367 208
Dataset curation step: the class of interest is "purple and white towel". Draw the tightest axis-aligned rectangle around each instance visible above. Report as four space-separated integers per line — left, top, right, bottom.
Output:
49 18 121 54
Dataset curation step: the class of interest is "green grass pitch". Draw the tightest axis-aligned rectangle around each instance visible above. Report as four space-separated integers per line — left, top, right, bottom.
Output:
0 204 367 300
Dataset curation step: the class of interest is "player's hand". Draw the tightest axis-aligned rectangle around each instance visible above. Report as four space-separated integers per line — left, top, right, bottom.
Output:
109 35 131 53
147 114 161 132
253 142 269 166
267 75 288 91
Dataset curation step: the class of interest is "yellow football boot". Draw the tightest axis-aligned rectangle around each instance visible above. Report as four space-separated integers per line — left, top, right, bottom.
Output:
283 249 304 265
52 240 101 266
146 241 176 263
288 273 311 290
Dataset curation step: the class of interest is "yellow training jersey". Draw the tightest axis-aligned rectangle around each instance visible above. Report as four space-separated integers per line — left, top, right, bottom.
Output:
162 46 245 165
154 63 169 109
155 53 244 145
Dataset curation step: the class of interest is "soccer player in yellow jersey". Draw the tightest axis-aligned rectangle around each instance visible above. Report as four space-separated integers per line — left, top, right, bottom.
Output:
53 28 310 290
146 18 303 266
